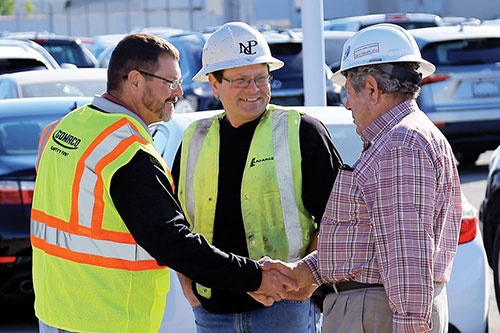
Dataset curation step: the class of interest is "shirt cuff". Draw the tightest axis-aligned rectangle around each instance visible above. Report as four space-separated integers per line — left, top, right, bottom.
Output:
302 251 323 285
392 313 431 332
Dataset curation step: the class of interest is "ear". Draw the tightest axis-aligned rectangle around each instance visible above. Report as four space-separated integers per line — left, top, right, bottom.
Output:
126 70 142 92
364 75 380 104
208 74 220 99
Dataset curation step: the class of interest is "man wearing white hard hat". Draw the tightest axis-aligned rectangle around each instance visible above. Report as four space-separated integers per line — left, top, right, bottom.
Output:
171 22 343 332
259 24 462 332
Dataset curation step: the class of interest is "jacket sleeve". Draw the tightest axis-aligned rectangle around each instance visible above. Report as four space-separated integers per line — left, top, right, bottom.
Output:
110 150 262 293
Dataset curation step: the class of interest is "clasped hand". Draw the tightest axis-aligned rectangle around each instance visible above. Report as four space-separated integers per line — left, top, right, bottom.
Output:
247 257 318 306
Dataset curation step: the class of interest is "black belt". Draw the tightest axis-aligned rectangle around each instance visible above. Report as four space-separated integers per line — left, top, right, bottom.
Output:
325 281 384 294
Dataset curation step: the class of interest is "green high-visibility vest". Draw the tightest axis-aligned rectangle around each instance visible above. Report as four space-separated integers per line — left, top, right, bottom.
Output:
31 105 172 332
178 105 315 299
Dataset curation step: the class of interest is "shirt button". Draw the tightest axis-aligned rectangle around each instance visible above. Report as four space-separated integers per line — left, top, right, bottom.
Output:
251 240 257 246
244 194 249 200
208 197 213 201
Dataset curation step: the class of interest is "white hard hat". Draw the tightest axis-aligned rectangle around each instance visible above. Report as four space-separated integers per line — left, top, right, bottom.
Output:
192 22 284 82
330 23 435 85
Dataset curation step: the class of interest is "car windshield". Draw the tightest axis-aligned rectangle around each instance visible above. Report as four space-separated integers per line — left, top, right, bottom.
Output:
0 115 59 155
421 38 500 66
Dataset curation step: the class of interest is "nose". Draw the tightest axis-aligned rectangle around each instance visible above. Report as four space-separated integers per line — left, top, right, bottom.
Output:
174 84 183 96
245 78 259 91
345 96 351 110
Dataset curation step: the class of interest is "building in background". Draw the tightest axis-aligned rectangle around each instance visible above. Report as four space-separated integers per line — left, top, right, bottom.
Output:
0 0 499 36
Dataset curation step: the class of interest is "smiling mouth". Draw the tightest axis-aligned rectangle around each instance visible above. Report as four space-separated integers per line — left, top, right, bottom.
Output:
241 97 259 102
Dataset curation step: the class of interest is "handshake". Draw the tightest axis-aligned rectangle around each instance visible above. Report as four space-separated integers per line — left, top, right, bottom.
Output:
248 255 318 306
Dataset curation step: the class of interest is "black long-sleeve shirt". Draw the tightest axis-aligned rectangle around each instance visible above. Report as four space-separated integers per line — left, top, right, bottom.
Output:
171 113 342 313
110 150 262 293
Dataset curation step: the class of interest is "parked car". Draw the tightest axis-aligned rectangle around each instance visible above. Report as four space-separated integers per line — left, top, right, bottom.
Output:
0 68 107 99
151 105 489 332
409 25 500 166
89 33 126 59
2 32 98 68
324 13 444 32
261 28 343 107
480 145 500 311
0 38 60 74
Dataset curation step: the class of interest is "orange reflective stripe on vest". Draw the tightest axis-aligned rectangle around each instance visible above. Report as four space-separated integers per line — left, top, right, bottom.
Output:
31 117 164 271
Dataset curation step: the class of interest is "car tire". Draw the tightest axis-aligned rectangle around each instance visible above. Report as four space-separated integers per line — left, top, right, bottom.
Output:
456 150 481 167
491 224 500 313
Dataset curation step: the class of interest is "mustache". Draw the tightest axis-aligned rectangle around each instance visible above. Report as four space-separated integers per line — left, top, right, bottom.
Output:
166 97 178 103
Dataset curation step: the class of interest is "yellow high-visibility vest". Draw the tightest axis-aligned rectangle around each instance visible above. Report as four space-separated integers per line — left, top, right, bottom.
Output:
31 104 172 332
178 105 315 299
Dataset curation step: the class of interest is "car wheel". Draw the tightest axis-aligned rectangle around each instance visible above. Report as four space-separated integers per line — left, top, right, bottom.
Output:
492 225 500 313
456 150 481 167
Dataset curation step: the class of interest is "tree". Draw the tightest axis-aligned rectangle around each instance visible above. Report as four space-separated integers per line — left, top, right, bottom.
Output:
25 0 34 16
0 0 15 15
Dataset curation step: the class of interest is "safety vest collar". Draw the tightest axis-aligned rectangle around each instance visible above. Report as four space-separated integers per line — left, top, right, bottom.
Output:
92 95 150 135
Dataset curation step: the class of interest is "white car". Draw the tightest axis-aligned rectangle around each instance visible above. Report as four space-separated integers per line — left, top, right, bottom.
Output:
0 38 61 74
0 68 107 99
152 106 489 332
324 13 444 32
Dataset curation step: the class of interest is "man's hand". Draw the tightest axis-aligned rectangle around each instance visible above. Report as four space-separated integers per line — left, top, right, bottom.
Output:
248 267 298 306
259 256 317 289
176 272 201 307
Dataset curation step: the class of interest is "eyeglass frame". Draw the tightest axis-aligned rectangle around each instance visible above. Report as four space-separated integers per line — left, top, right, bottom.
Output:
222 74 273 88
123 70 183 90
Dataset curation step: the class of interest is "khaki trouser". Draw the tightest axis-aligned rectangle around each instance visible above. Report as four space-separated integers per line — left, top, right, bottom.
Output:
322 283 447 333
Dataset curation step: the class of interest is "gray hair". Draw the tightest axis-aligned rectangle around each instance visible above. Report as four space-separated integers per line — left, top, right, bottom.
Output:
344 62 421 100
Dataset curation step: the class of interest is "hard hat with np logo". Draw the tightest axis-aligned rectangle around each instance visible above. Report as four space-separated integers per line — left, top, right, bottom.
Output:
192 22 284 82
330 23 435 85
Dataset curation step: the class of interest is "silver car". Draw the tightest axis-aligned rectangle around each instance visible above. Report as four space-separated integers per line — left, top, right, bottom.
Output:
410 25 500 166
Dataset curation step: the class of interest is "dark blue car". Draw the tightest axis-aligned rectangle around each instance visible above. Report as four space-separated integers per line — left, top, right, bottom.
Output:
0 96 91 300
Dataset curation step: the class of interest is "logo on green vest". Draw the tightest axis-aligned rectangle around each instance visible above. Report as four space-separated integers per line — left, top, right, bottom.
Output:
52 130 81 150
249 156 274 167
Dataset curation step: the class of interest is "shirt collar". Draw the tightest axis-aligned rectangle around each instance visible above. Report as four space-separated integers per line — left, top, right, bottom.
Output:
92 94 150 134
360 99 418 146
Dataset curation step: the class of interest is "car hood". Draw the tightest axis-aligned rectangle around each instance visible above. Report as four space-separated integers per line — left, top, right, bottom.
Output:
0 154 36 176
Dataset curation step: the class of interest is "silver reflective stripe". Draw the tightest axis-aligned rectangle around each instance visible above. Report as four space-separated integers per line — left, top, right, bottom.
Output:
185 118 214 228
272 110 303 261
31 219 155 261
36 121 59 170
78 123 149 228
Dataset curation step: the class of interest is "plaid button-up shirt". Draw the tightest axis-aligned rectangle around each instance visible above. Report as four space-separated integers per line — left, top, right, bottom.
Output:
305 100 462 332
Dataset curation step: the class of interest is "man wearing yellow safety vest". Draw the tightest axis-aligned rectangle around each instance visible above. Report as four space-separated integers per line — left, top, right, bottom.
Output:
31 33 299 333
171 22 343 332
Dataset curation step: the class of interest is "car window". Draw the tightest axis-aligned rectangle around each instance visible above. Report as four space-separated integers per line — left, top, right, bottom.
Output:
0 79 17 98
0 59 48 74
20 81 106 98
0 116 56 155
40 43 84 67
421 38 500 66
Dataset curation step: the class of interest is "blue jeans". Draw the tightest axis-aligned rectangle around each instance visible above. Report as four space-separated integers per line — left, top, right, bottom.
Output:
192 299 321 333
38 320 75 333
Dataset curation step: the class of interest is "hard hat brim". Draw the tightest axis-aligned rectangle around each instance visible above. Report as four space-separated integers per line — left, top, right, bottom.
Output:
330 58 436 86
192 56 284 82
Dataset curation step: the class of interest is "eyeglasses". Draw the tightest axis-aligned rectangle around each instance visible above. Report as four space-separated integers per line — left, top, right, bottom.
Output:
222 75 273 88
125 70 183 89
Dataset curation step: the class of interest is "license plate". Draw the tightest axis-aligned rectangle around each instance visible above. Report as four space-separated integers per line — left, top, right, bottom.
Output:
473 81 500 97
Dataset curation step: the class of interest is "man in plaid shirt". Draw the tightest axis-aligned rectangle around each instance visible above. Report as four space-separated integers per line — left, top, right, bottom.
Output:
254 24 462 332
